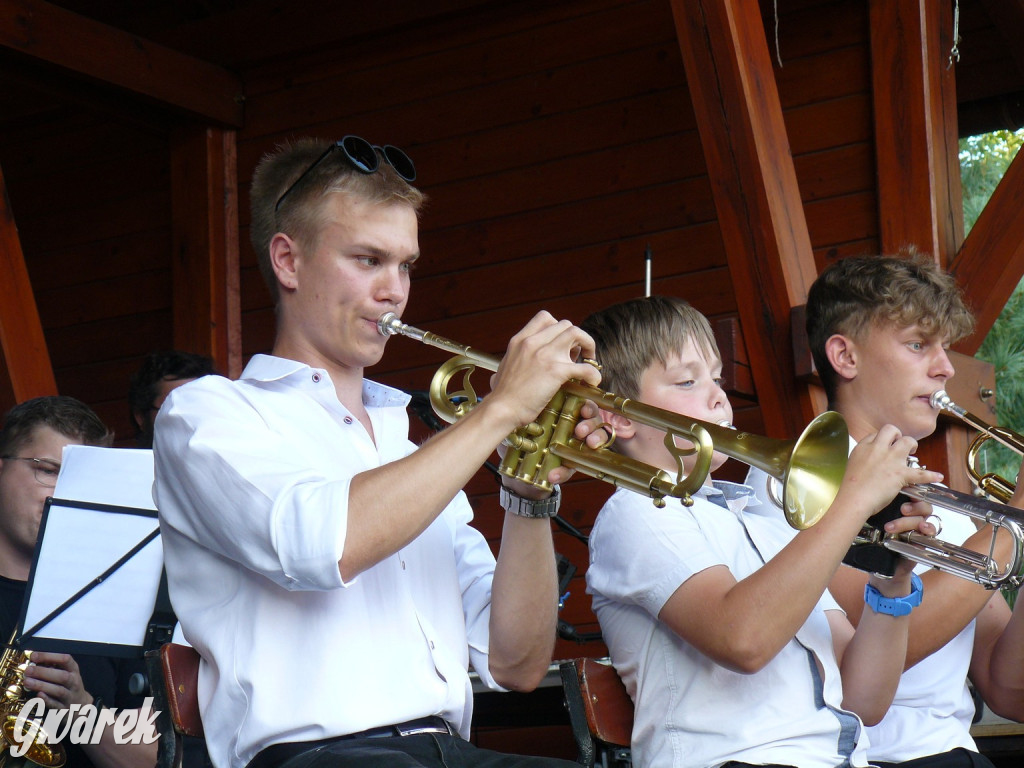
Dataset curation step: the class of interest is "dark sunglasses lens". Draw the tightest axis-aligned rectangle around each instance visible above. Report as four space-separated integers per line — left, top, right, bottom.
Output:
341 136 379 173
383 146 416 182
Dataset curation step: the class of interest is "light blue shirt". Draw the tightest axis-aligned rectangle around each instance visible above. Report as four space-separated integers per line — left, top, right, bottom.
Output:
587 481 863 768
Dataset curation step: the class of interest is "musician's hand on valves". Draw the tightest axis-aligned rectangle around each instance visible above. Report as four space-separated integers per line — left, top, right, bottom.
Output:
842 424 944 524
488 310 601 431
889 498 942 537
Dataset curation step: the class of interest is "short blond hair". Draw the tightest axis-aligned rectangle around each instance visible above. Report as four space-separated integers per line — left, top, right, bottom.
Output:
249 138 427 303
581 296 720 400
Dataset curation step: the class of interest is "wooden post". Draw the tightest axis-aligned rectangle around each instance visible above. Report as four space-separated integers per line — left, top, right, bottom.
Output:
170 126 242 378
670 0 820 437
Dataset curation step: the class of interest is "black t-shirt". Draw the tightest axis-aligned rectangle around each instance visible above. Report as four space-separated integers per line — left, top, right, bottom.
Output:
0 575 148 768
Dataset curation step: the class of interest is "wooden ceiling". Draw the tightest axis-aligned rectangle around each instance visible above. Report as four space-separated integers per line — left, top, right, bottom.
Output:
4 0 1024 136
3 0 1024 446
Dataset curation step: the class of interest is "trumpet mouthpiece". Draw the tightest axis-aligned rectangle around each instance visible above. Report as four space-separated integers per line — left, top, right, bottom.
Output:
377 312 401 337
930 390 952 411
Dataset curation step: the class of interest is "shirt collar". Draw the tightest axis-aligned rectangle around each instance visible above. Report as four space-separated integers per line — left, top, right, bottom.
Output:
241 354 411 408
696 479 757 512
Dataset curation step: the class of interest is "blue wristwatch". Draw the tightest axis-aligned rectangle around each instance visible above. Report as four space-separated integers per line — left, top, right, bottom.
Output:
864 572 924 616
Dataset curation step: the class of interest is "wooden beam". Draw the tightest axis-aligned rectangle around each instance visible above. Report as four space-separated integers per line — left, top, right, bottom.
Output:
869 0 963 262
0 0 244 127
170 126 242 378
949 145 1024 354
669 0 819 437
869 0 965 484
0 159 57 409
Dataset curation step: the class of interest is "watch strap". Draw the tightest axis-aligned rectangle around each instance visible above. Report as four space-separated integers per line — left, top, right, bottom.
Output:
864 572 924 617
499 485 560 518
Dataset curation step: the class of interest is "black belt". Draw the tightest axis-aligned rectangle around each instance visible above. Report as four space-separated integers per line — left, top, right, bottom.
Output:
247 717 455 768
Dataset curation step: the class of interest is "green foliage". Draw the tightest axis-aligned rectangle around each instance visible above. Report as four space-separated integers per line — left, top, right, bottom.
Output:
960 129 1024 236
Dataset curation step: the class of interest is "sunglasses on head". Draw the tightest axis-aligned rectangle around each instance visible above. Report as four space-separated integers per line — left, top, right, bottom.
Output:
274 135 416 213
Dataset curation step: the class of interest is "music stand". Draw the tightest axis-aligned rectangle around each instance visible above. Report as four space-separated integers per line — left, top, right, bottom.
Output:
17 446 163 658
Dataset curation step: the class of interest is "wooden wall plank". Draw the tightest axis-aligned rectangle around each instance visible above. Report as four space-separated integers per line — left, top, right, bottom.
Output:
170 126 242 378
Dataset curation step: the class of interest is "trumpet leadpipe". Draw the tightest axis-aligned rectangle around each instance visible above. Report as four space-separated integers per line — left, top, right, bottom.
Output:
377 312 501 370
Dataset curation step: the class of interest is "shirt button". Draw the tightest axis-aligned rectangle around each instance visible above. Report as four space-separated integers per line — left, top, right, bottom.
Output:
343 416 353 425
311 373 321 383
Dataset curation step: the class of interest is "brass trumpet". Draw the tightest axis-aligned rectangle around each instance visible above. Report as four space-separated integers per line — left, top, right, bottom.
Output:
876 482 1024 589
930 389 1023 503
377 313 849 527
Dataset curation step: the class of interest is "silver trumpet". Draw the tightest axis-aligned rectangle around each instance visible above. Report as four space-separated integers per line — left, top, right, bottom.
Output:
849 388 1024 589
857 482 1024 589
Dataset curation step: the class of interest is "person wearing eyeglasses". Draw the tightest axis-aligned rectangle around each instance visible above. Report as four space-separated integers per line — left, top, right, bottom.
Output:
152 136 606 768
0 395 158 768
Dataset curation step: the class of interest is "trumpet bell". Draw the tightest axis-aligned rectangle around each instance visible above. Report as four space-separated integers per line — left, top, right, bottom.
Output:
777 411 849 529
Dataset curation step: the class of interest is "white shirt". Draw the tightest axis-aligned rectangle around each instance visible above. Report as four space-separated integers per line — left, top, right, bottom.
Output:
746 448 979 762
586 482 867 768
153 355 500 768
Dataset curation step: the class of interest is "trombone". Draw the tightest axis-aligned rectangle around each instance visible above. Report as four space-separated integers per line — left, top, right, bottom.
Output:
377 313 849 528
930 389 1023 504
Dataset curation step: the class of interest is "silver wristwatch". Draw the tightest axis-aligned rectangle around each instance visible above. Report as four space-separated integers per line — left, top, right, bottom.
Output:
499 485 561 518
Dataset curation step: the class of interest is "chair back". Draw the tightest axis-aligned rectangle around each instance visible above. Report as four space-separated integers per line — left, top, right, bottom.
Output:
146 642 205 768
559 658 633 767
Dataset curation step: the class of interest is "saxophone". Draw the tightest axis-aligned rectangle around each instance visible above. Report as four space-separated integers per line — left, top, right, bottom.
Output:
0 629 65 768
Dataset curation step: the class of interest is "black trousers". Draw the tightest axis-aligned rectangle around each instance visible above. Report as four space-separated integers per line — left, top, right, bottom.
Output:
274 734 578 768
873 747 997 768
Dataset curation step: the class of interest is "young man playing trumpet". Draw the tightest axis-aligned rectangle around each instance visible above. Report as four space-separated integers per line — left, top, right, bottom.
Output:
751 254 1024 768
153 135 609 768
581 295 942 768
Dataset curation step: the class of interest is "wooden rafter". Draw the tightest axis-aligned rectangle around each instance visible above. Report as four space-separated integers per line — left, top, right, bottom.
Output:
669 0 820 437
0 0 244 127
950 144 1024 353
0 159 56 409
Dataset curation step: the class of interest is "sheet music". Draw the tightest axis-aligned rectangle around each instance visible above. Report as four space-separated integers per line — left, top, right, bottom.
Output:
19 446 163 655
